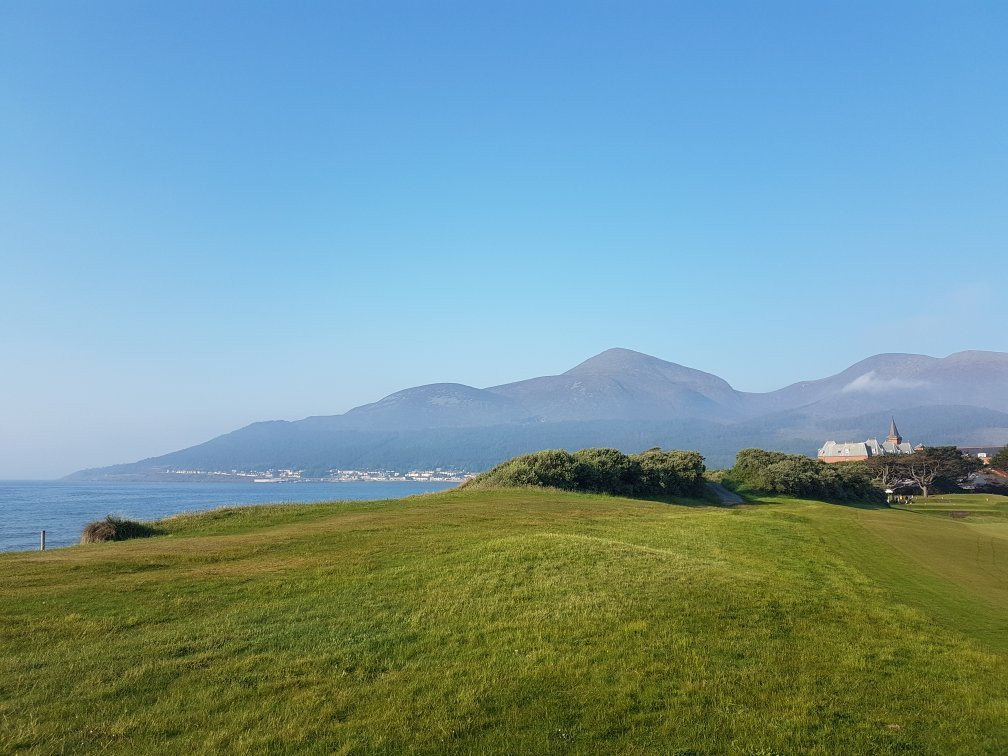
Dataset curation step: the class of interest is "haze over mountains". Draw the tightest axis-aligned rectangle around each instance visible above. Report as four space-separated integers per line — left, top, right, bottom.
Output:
70 349 1008 478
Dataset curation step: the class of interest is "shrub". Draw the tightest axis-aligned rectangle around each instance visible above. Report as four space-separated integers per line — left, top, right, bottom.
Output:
462 447 706 498
462 449 580 491
80 515 158 544
733 449 794 481
730 448 879 502
572 447 640 495
634 448 706 497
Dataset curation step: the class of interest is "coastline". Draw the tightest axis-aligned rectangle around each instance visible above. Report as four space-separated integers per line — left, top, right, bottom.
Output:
0 479 459 553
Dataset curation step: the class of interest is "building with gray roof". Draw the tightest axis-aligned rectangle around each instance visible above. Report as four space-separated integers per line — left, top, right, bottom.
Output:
818 418 913 462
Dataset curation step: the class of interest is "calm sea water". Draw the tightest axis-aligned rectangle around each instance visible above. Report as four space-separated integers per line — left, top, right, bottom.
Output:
0 480 459 553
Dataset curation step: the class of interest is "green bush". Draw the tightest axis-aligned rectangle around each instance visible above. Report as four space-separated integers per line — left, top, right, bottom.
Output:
572 447 640 495
462 447 706 498
729 448 879 502
80 515 159 544
634 448 706 497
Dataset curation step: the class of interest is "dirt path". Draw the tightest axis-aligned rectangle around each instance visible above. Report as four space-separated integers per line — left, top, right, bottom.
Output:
705 482 745 505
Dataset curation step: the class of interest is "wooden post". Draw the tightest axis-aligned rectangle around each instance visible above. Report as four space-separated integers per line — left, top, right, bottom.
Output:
40 530 45 551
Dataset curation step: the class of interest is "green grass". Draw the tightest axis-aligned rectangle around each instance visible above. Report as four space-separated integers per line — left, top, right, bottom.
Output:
2 489 1007 753
894 492 1008 522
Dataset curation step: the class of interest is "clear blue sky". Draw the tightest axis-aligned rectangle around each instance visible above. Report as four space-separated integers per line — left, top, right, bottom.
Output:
1 1 1005 478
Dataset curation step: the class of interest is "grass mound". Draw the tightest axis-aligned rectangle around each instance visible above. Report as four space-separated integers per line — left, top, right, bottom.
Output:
80 515 158 544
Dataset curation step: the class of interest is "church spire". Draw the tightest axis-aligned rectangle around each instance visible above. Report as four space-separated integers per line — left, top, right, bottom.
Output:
887 417 902 445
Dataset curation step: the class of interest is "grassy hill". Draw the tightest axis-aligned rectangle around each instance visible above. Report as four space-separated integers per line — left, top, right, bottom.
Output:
2 489 1007 753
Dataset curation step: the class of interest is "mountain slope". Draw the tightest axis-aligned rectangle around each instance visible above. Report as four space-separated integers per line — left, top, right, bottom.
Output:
67 348 1008 478
339 383 527 429
751 351 1008 416
488 348 745 422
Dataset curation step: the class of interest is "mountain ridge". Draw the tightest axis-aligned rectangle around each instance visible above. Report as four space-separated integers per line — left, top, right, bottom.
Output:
68 348 1008 478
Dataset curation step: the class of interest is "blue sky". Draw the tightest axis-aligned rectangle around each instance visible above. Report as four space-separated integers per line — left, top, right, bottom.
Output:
1 1 1006 478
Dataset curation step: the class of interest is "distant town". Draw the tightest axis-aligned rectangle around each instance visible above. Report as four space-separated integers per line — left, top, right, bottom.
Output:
163 467 475 483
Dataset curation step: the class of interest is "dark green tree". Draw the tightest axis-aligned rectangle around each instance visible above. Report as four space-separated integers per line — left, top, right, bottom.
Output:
990 447 1008 471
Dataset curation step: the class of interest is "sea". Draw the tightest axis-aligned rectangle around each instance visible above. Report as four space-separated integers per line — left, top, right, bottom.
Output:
0 480 459 553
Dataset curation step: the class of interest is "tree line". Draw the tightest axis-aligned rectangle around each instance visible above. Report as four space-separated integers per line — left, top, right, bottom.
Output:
728 446 987 500
459 444 1000 503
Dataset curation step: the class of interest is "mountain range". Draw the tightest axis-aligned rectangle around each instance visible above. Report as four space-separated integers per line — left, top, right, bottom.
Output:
69 348 1008 479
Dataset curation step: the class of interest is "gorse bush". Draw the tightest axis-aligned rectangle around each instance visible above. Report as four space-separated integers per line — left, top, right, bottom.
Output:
635 448 706 496
462 447 706 498
80 515 158 544
729 449 879 502
573 447 640 495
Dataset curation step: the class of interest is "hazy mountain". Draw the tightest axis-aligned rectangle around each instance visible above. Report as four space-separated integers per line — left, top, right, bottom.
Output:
68 348 1008 478
339 383 528 429
749 351 1008 417
487 348 745 422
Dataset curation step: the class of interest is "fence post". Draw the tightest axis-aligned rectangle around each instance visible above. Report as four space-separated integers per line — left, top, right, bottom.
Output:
40 530 46 551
